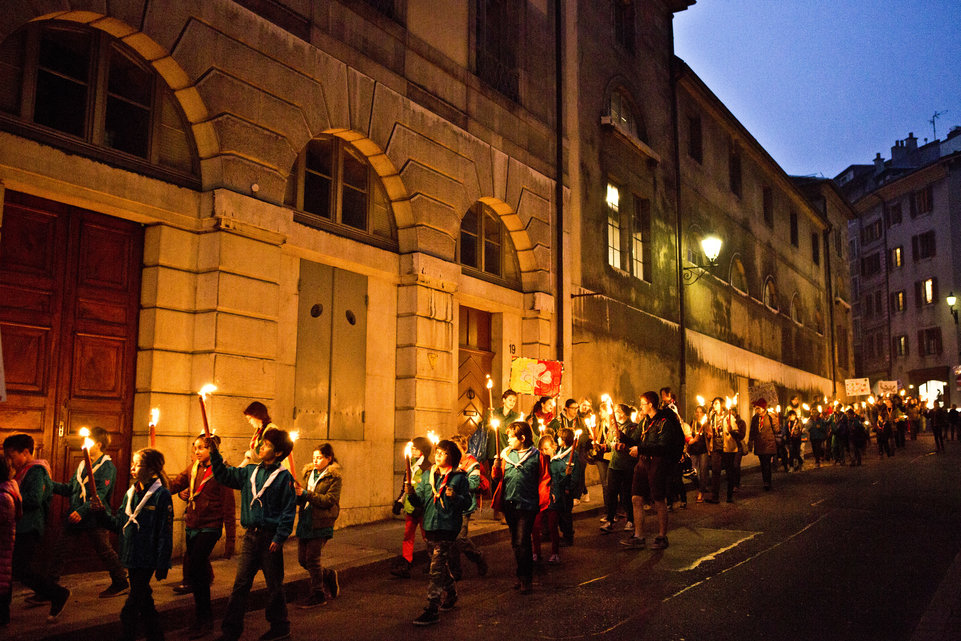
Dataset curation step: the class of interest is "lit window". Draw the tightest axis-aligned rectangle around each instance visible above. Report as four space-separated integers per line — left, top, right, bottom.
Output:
287 136 397 248
893 335 908 358
0 21 197 182
891 246 903 268
924 278 935 304
607 183 622 269
891 290 906 312
459 203 521 286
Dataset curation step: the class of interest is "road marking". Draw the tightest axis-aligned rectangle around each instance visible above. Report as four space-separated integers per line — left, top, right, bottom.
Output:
811 498 826 507
674 533 757 572
663 511 832 603
578 575 610 587
911 452 935 463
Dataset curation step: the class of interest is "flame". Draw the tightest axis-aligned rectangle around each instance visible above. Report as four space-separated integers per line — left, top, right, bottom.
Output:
725 396 732 410
82 437 94 450
490 418 500 429
426 430 440 445
631 410 638 422
696 395 705 407
574 429 583 439
868 396 875 405
78 427 90 438
404 441 414 459
517 412 525 421
699 415 707 425
899 389 905 396
199 383 217 398
802 418 809 424
823 395 828 403
486 376 493 390
586 415 596 428
864 420 870 426
775 405 781 413
733 394 739 405
149 408 160 425
538 425 545 434
802 403 810 411
289 430 300 442
817 405 823 413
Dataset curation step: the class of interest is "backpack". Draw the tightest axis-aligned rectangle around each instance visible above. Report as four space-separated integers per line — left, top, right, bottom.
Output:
467 423 488 460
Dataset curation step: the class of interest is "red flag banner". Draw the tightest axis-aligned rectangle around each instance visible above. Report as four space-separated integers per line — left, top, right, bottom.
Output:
509 358 563 396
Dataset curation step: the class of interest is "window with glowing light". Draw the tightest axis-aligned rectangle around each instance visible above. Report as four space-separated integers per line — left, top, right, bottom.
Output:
606 183 623 269
0 21 198 185
914 277 938 307
893 335 908 358
891 290 906 313
890 246 903 268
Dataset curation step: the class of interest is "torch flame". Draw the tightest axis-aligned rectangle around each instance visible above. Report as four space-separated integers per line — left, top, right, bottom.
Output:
696 395 705 407
868 396 875 405
149 408 160 426
426 430 440 445
775 405 781 413
631 410 638 423
586 415 596 428
78 427 90 438
486 376 493 390
817 405 823 413
199 383 217 399
699 415 707 425
83 437 95 450
404 441 414 458
289 430 300 442
490 418 501 429
725 396 732 410
574 429 583 439
802 403 810 411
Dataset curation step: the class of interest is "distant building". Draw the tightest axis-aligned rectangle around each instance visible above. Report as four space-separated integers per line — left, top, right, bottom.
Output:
836 127 961 401
0 1 851 552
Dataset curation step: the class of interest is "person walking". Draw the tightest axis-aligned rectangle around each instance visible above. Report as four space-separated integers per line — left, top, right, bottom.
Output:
748 400 778 491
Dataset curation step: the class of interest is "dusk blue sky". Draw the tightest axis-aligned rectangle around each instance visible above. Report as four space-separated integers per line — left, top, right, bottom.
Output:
673 0 961 179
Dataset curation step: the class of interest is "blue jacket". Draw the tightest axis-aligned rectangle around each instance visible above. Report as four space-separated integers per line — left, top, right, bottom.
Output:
210 447 297 545
99 480 173 573
407 467 471 533
497 447 541 511
547 455 577 511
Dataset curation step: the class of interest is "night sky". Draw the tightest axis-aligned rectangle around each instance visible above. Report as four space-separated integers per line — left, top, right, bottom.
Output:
673 0 961 178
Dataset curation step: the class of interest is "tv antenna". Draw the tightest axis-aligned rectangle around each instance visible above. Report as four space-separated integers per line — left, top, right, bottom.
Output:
930 110 948 140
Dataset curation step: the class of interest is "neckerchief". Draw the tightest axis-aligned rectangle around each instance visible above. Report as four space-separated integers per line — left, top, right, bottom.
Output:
249 464 284 509
123 478 162 532
551 446 573 461
15 458 52 485
428 465 453 507
502 446 536 469
307 467 329 493
188 461 213 508
76 454 111 502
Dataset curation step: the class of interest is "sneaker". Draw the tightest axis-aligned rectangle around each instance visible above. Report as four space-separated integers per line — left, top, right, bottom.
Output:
47 588 71 621
582 492 591 503
599 523 613 534
390 560 412 579
475 556 488 576
99 581 129 598
548 554 560 563
651 535 669 550
573 498 580 506
257 627 291 641
24 594 50 608
599 516 609 524
413 606 440 626
624 521 634 532
439 592 458 611
619 536 645 549
324 569 340 599
295 592 327 609
173 583 193 594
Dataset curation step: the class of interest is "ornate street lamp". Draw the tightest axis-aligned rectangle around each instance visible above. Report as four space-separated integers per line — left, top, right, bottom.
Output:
682 233 723 285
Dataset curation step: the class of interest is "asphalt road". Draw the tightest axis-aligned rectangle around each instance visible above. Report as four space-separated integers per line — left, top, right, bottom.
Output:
235 439 960 641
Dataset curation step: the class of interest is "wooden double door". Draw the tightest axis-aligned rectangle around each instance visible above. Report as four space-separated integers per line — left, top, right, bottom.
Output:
0 191 142 520
455 306 493 437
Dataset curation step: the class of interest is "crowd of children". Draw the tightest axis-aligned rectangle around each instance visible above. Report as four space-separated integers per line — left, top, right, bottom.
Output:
0 386 949 636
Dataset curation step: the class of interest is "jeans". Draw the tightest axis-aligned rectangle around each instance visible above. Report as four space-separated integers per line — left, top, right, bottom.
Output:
185 530 221 622
788 437 803 470
757 454 773 488
710 452 737 501
605 467 633 522
297 536 331 596
503 501 537 580
221 529 288 640
121 568 162 641
52 526 126 585
691 451 709 493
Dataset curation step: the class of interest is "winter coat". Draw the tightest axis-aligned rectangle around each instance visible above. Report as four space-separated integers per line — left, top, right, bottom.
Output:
637 410 685 459
99 480 173 573
14 460 52 536
749 412 779 455
546 455 575 511
492 447 544 512
296 462 343 538
807 418 828 442
0 480 23 596
407 466 471 533
609 421 642 471
210 447 297 545
168 461 237 543
460 455 483 514
708 411 741 454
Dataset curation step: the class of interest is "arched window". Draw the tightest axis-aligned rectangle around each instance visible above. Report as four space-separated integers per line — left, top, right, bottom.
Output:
790 293 803 325
729 256 748 295
0 21 198 184
609 89 645 141
286 135 397 248
763 277 779 311
459 203 521 287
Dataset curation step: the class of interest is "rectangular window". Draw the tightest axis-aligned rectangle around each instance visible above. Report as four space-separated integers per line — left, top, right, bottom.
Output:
915 277 939 306
789 210 798 247
893 335 908 358
887 202 902 226
860 252 880 276
911 186 933 217
614 0 636 53
890 290 906 312
631 196 651 282
606 183 622 269
762 186 773 227
911 230 936 261
687 114 702 163
860 219 883 244
811 232 820 266
918 327 943 356
890 246 903 268
729 145 742 197
476 0 520 101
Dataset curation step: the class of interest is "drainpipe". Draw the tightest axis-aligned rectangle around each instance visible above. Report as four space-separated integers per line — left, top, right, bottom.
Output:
670 56 686 415
554 0 565 362
823 223 837 397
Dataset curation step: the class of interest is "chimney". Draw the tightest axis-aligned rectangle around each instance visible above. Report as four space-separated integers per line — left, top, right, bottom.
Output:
891 139 905 162
905 132 918 153
874 152 885 173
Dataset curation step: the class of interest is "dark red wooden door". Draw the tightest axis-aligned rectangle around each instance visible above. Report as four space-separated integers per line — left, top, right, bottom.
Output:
0 191 142 523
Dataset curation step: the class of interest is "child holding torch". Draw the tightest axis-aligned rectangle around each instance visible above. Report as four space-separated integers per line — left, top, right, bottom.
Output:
391 436 432 579
294 443 343 608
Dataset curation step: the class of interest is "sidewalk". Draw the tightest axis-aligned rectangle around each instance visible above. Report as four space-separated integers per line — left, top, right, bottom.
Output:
12 483 614 641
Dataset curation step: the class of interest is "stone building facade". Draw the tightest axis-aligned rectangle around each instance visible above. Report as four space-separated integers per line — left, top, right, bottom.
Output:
0 0 852 555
